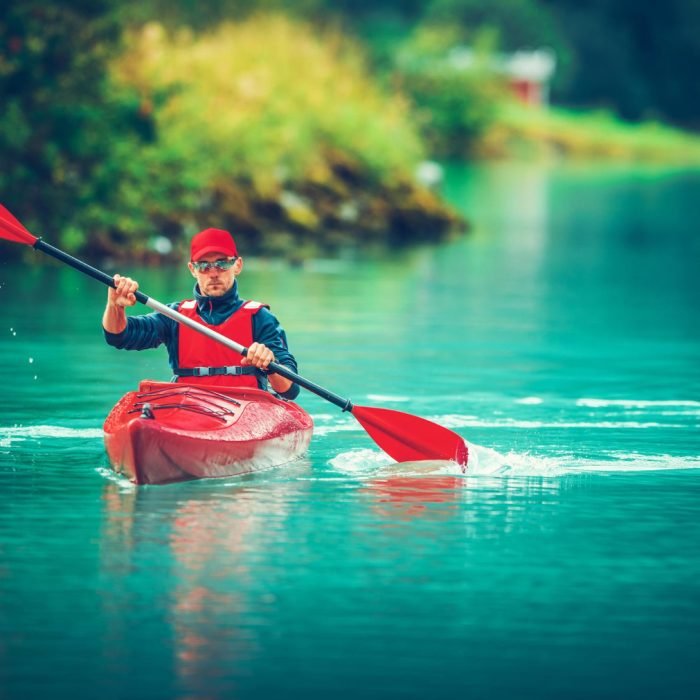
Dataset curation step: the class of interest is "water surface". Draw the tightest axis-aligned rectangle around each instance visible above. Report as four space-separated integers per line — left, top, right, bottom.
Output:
1 163 699 699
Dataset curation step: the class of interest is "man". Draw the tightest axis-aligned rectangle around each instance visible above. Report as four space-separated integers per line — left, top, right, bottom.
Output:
103 227 299 399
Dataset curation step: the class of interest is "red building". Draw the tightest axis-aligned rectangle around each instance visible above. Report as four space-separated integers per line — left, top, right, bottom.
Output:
448 47 557 107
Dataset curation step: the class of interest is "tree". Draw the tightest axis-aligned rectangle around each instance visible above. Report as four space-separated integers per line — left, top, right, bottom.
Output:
543 0 700 127
426 0 567 53
0 0 150 252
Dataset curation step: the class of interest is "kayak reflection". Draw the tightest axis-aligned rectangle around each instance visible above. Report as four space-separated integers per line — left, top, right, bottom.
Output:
100 467 311 696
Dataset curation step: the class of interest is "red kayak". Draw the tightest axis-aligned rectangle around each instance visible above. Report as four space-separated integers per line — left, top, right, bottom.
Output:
103 381 313 485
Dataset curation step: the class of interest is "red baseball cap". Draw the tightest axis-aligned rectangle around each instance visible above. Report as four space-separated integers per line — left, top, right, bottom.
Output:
190 228 238 261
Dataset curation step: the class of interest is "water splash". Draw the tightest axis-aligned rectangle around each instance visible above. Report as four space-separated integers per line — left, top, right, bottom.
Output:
95 466 136 489
366 394 410 403
515 397 543 405
577 398 700 408
329 444 700 479
438 416 688 429
0 425 103 448
319 392 699 479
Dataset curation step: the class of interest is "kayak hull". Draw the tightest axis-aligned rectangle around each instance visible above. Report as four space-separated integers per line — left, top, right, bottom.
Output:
103 381 313 485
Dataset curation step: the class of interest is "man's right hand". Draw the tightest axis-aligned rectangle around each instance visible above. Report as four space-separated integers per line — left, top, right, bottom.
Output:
103 274 139 334
109 274 139 308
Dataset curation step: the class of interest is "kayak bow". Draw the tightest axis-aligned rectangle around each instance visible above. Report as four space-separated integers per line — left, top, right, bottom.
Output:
104 381 314 485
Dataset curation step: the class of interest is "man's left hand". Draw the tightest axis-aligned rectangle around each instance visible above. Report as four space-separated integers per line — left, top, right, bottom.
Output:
242 342 275 370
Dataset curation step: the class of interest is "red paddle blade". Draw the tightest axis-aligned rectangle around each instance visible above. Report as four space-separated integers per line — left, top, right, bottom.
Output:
352 405 468 468
0 204 38 246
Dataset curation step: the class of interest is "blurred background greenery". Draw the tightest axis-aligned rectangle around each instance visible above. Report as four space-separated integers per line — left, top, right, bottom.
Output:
2 0 699 261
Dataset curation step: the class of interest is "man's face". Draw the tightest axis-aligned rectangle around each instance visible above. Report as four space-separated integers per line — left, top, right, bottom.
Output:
188 253 242 297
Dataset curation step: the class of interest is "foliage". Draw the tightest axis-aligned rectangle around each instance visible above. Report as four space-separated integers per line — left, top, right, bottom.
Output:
542 0 700 128
113 17 425 192
130 0 328 30
3 0 698 263
313 0 700 130
358 0 700 154
0 0 153 253
1 8 440 261
480 101 700 163
426 0 565 53
392 25 507 154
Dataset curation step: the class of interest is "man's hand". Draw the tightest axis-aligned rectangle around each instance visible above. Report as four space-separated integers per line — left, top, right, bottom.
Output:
109 274 139 308
242 342 295 395
103 274 138 334
241 342 275 370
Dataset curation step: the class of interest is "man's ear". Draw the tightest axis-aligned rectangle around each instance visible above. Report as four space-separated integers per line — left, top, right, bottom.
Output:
234 257 243 275
188 262 197 278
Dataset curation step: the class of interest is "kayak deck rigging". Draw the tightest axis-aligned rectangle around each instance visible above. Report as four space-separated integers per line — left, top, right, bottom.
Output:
127 385 243 423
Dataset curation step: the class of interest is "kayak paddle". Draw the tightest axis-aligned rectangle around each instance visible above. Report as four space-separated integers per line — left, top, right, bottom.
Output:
0 204 468 467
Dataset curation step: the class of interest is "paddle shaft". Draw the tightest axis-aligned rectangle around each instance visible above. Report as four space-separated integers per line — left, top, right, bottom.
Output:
34 239 353 411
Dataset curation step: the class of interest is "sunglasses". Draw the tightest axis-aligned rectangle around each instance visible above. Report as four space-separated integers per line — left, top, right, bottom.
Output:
191 257 238 273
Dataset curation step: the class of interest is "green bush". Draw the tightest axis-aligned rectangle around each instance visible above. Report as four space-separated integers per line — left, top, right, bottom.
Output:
392 25 508 155
485 101 700 162
113 16 425 192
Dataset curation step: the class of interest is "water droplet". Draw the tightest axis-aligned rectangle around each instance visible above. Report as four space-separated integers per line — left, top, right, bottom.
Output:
29 357 34 364
33 375 38 380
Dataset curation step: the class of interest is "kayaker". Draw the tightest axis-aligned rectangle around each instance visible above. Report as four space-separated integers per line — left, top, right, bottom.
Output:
102 228 299 399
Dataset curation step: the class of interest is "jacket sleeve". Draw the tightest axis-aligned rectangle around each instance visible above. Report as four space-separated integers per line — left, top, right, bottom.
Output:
253 308 301 400
103 307 178 351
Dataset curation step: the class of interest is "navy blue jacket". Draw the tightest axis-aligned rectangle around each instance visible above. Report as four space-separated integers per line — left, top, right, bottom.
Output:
103 281 300 400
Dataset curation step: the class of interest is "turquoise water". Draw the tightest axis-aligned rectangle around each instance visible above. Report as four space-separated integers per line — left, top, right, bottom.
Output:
1 163 699 698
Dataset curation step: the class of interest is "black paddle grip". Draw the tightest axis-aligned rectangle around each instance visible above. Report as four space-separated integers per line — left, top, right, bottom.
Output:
35 239 150 304
266 360 353 411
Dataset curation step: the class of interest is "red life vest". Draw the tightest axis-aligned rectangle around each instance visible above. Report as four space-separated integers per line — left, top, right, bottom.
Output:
176 299 268 388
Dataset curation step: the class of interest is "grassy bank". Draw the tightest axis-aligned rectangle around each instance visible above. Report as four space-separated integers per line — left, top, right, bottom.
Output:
472 102 700 164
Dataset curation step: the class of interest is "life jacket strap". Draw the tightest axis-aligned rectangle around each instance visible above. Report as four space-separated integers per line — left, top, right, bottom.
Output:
173 366 260 378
